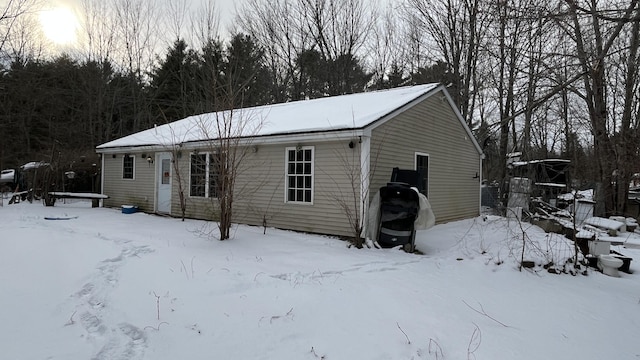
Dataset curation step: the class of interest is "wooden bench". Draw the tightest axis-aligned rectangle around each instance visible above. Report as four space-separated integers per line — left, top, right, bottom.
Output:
48 192 109 207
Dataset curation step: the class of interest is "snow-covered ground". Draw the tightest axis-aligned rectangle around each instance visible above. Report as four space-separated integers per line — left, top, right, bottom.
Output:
1 199 639 359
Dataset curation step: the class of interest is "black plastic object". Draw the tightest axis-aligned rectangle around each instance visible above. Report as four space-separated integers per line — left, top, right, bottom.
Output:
377 182 420 249
390 167 423 192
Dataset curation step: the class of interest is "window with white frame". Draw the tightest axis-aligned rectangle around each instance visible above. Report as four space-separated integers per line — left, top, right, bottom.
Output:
415 153 429 197
122 154 135 179
190 152 219 198
285 146 313 203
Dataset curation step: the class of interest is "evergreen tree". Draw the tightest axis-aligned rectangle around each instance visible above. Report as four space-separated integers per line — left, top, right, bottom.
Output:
196 38 225 113
150 39 199 123
327 53 372 96
294 49 372 99
294 48 327 100
223 33 272 108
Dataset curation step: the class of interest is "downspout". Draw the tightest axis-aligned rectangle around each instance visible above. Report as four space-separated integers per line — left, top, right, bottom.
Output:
153 153 158 213
100 153 105 207
359 132 371 238
479 153 485 215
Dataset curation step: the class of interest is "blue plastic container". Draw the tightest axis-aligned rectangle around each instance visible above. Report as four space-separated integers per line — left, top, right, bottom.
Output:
121 205 138 214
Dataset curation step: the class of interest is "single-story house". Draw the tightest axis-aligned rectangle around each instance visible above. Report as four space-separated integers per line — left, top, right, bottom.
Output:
96 83 484 238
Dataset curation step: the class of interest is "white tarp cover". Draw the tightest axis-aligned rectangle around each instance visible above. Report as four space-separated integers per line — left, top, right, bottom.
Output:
365 187 435 243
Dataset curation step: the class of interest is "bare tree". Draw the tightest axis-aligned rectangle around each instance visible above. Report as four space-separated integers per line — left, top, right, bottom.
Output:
79 0 117 63
0 5 43 64
610 10 640 215
196 105 263 240
400 12 427 77
194 48 265 239
404 0 488 126
190 0 220 49
237 0 376 99
517 4 555 158
366 3 406 88
561 0 640 216
164 0 190 44
113 0 160 74
299 0 373 61
236 0 313 101
113 0 161 132
0 0 39 56
485 0 528 196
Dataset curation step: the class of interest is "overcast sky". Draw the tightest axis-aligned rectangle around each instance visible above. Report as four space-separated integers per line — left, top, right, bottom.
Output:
32 0 240 56
57 0 238 29
33 0 395 57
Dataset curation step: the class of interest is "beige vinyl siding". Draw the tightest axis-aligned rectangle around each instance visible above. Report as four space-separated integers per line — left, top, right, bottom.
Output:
170 151 217 220
170 140 360 237
102 153 155 212
370 90 481 223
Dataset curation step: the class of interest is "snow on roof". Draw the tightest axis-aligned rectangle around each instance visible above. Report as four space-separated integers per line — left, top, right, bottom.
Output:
97 84 440 149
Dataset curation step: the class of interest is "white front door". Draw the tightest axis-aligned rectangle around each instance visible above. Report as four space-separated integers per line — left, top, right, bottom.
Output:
156 153 172 213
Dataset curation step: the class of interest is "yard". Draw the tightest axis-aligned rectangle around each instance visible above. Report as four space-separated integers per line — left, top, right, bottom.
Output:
1 199 639 359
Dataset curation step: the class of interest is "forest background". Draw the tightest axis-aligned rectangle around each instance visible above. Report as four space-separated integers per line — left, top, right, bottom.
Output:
1 0 639 217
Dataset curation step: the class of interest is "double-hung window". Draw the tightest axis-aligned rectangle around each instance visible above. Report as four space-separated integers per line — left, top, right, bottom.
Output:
122 154 135 179
285 147 313 203
190 153 219 198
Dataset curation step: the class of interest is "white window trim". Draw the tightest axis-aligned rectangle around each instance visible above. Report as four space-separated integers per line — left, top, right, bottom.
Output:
414 152 430 198
122 154 135 180
284 146 314 205
188 151 218 199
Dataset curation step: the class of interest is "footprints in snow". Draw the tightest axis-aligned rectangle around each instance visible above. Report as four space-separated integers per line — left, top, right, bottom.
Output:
72 243 154 360
79 311 106 335
91 323 147 360
269 259 422 284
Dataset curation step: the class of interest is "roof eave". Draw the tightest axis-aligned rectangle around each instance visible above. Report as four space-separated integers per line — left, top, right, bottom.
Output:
96 144 162 154
95 128 364 153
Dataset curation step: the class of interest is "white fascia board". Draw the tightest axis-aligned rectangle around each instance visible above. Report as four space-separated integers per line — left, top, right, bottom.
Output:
96 144 162 155
164 129 363 150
